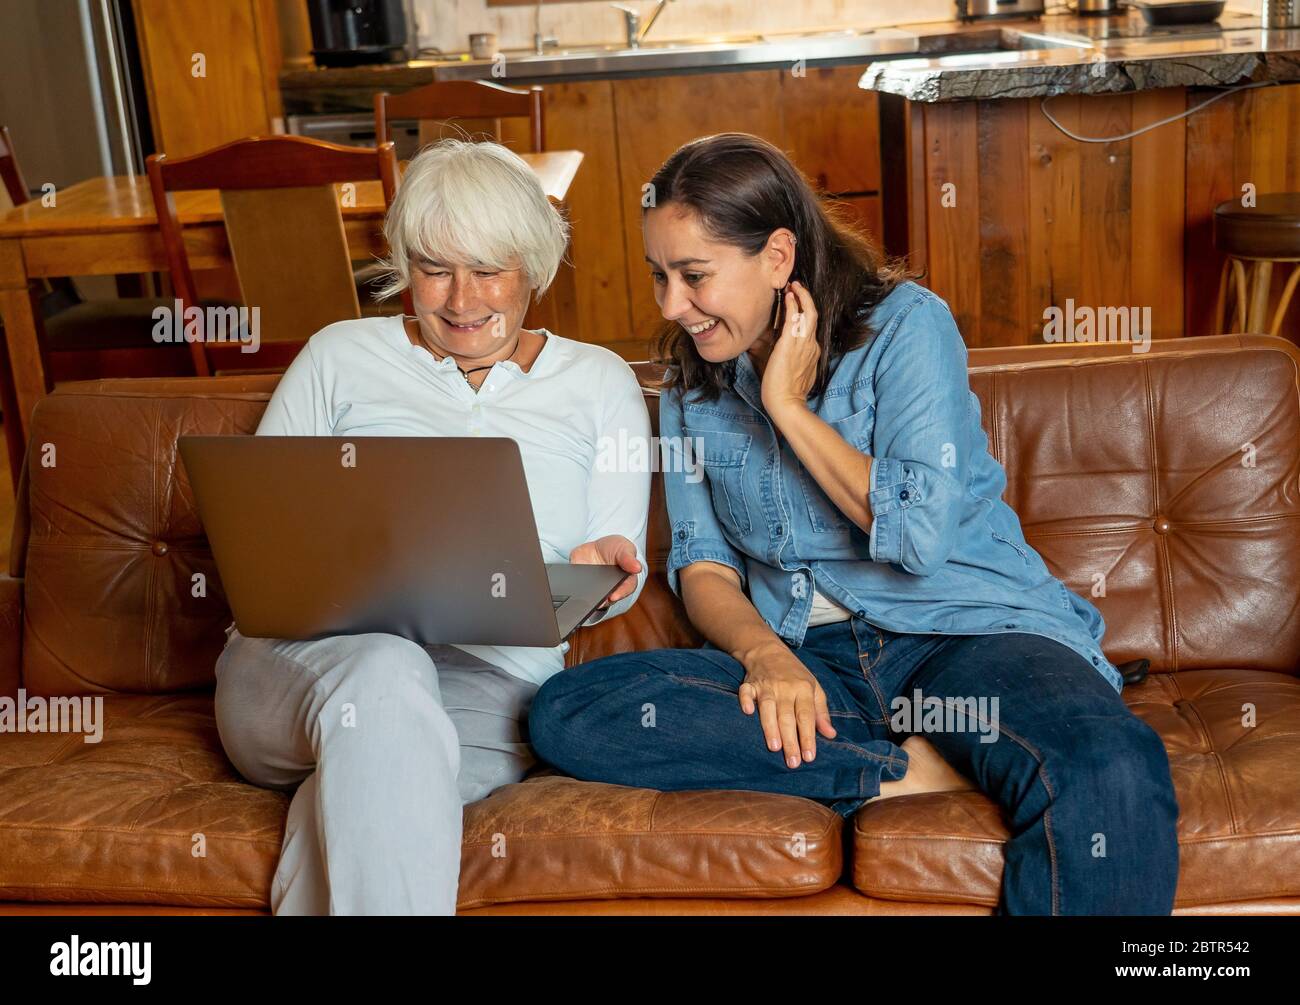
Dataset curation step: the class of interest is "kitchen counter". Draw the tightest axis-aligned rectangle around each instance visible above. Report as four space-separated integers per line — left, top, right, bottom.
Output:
863 10 1300 102
869 9 1300 352
279 25 921 113
280 9 1300 114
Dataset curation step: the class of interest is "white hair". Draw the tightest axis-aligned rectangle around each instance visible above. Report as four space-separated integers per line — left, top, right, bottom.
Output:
376 138 569 302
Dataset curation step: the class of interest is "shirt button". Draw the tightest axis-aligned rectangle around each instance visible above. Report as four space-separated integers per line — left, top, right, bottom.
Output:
676 529 687 541
1004 623 1016 629
899 489 910 501
775 525 783 535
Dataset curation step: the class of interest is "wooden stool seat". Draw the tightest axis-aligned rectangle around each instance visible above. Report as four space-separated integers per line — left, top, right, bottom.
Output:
1212 192 1300 337
1214 193 1300 260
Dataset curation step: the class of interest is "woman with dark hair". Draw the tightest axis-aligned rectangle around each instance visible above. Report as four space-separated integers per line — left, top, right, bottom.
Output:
529 133 1180 915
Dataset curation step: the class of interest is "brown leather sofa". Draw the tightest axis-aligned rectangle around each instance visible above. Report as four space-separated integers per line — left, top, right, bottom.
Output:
1 332 1297 915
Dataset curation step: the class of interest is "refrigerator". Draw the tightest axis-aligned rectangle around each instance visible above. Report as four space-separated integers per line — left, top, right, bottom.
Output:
0 0 151 196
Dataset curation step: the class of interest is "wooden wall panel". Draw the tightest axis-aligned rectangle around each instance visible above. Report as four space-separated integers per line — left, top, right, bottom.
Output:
923 100 981 343
921 88 1197 347
1130 87 1185 340
976 99 1030 345
1182 90 1234 338
1030 94 1083 337
1077 94 1132 320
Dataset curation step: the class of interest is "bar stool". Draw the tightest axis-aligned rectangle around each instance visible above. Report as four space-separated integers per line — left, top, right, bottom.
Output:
1213 193 1300 336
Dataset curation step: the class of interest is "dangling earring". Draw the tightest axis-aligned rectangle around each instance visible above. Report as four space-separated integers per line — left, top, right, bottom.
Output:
772 282 791 332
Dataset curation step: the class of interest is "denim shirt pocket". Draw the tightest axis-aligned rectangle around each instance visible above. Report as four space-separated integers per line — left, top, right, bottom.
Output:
798 403 874 533
684 425 753 536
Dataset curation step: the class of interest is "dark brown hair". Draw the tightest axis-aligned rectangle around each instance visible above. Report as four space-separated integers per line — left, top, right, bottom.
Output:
647 132 912 401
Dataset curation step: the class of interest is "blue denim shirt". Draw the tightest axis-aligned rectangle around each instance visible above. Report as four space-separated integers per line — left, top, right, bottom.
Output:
659 281 1123 693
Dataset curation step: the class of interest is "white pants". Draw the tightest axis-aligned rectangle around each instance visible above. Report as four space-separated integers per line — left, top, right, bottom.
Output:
213 627 539 915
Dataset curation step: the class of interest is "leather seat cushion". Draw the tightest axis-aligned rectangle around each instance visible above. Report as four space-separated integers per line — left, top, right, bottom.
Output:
852 669 1300 909
457 774 843 910
0 695 842 909
0 694 284 908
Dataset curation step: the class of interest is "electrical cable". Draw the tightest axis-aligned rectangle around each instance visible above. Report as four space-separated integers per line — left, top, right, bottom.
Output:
1039 78 1280 142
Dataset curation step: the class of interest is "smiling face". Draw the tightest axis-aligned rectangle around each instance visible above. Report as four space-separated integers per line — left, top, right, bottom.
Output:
407 256 533 361
644 203 796 365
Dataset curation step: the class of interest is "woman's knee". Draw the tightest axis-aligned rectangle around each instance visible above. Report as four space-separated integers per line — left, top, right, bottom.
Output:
529 652 664 766
1052 714 1179 825
313 633 443 712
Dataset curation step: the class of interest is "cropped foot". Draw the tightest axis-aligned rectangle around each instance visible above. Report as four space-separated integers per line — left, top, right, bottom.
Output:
865 735 976 804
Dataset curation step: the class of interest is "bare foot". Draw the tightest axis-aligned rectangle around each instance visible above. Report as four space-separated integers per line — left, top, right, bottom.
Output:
865 735 976 804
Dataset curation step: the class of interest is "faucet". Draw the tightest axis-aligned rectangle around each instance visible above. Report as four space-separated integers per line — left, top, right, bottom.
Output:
533 0 559 54
610 0 675 49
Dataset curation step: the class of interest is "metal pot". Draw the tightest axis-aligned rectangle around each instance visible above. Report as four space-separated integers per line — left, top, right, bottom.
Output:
1074 0 1120 13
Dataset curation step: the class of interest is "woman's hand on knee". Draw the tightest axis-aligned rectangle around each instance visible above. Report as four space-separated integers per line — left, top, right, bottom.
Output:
738 644 836 769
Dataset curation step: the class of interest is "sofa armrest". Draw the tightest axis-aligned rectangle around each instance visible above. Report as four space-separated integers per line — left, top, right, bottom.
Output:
0 576 21 698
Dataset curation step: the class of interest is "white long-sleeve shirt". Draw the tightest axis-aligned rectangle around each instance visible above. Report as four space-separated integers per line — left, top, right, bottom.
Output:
253 315 651 686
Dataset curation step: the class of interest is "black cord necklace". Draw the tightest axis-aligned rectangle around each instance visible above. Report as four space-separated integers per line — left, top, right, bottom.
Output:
410 319 521 389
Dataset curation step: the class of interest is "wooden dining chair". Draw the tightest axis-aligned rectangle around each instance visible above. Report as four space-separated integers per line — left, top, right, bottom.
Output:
0 125 196 489
374 80 545 154
145 135 400 376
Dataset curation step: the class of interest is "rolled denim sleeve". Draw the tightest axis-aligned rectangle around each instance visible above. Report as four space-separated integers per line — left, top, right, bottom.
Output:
659 386 748 596
867 294 971 577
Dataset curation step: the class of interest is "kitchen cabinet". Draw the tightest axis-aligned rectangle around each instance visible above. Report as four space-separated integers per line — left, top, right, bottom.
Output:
133 0 284 158
543 65 883 356
280 62 883 357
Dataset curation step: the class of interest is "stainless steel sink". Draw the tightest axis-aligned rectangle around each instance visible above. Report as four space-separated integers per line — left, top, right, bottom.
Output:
433 28 922 82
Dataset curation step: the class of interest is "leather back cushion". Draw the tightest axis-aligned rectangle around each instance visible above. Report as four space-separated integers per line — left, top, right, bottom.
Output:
967 345 1300 674
21 380 277 695
18 340 1300 695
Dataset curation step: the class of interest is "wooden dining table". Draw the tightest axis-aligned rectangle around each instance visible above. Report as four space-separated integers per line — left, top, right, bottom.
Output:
0 149 583 447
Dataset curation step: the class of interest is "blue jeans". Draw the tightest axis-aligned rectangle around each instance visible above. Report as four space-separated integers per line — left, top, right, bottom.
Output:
529 616 1180 915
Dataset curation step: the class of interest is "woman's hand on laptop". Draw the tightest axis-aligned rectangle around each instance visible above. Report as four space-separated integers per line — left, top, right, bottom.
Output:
569 534 642 609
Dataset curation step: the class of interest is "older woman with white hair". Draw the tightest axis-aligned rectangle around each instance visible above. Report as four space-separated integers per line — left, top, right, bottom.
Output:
212 139 651 916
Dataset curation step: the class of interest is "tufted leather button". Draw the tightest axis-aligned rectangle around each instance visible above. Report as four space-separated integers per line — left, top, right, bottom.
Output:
1153 515 1171 535
151 541 169 557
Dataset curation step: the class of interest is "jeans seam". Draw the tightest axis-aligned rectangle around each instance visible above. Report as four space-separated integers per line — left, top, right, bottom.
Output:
820 735 906 769
973 718 1061 916
670 674 739 695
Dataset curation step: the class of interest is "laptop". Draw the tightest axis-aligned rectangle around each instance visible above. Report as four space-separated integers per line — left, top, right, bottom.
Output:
178 436 630 647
